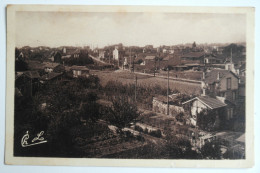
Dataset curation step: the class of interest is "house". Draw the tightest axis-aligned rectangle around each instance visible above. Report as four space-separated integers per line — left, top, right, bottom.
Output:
181 52 205 64
70 66 89 78
203 69 239 102
40 72 64 83
143 55 156 66
113 47 119 60
43 62 60 73
204 55 222 64
182 96 227 127
98 50 106 59
15 71 40 96
62 47 80 58
49 51 62 63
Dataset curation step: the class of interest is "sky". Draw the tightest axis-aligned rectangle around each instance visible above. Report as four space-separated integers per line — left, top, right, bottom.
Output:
15 11 246 48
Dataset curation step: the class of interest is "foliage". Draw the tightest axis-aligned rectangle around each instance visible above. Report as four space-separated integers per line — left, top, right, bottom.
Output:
197 109 217 131
15 59 28 71
64 51 93 66
104 96 140 130
164 135 199 159
200 140 222 159
14 73 103 157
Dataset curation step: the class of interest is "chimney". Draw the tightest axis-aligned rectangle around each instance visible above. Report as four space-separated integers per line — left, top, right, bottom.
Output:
201 81 206 96
202 88 206 96
217 72 220 80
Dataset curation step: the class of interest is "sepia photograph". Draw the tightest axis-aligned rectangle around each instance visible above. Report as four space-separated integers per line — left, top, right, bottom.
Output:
5 5 255 167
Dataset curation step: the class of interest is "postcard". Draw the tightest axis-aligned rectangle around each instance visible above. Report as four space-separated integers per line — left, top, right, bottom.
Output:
5 5 255 167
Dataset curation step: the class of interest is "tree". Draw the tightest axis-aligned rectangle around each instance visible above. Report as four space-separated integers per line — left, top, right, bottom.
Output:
105 96 140 130
200 140 222 159
78 91 101 123
15 59 28 71
164 134 199 159
197 109 217 131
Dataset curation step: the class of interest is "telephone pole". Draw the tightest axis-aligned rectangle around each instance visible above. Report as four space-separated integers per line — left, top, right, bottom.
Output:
130 48 132 72
167 68 169 115
135 75 137 102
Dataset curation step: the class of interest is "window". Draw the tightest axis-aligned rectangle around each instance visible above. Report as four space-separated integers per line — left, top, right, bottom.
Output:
232 91 236 100
209 84 214 92
227 108 234 120
227 78 231 90
228 65 231 71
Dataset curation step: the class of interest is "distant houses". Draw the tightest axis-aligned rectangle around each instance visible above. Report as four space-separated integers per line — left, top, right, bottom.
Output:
181 52 205 64
43 62 63 73
62 47 80 58
40 72 64 83
70 66 90 78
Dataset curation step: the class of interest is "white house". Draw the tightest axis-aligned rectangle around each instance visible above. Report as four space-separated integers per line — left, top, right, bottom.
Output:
113 47 119 60
182 96 227 126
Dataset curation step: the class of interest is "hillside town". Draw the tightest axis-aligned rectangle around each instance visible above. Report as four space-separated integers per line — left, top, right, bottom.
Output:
14 42 246 159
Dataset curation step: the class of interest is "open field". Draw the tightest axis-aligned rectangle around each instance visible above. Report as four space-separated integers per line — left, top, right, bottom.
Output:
91 70 201 95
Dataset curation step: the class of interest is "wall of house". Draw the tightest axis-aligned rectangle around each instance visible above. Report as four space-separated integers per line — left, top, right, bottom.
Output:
45 67 53 73
219 73 239 92
152 98 184 116
113 49 119 60
191 100 207 118
239 84 245 97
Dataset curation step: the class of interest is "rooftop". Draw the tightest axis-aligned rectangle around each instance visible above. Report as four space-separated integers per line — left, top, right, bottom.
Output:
182 96 227 109
24 71 40 79
181 52 205 58
41 72 63 81
204 69 239 84
43 62 60 68
145 55 156 60
71 65 89 71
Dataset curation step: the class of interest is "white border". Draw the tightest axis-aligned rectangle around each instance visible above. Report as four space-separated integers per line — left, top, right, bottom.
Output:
1 0 259 172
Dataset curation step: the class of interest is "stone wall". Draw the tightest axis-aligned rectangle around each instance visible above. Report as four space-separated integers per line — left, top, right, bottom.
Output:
152 98 184 116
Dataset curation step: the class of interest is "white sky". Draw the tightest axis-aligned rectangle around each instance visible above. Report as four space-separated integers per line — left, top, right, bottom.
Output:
15 12 246 48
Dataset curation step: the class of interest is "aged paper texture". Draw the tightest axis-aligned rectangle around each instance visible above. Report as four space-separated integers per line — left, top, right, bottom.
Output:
5 5 255 167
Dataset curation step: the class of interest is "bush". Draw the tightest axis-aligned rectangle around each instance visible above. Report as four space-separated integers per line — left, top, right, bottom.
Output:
149 129 162 138
134 125 143 132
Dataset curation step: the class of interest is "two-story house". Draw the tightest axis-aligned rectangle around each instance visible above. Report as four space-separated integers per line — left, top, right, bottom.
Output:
203 69 239 102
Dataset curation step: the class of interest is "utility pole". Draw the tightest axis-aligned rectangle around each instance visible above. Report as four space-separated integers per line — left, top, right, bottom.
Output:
133 55 135 72
154 58 156 77
130 48 132 72
118 53 120 68
231 48 233 63
167 68 169 115
135 75 137 102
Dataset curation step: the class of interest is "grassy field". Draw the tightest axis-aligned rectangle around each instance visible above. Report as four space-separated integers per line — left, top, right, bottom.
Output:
91 70 201 95
159 70 203 80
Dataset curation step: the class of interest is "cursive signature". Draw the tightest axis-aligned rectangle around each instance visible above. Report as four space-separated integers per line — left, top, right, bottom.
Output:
21 131 47 147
